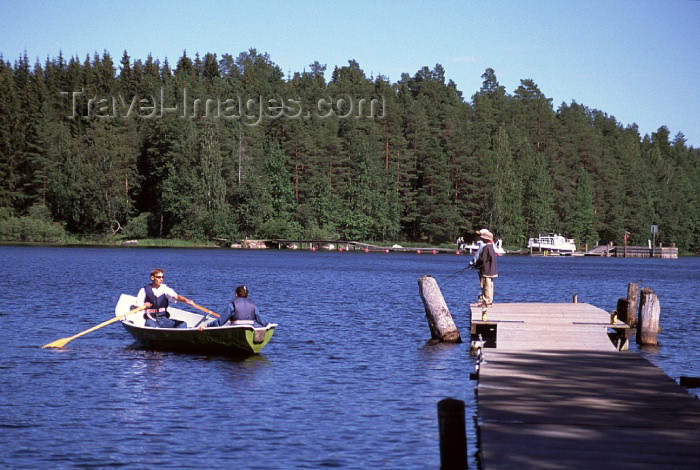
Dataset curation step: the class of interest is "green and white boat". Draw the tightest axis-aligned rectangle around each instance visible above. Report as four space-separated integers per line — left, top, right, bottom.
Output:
114 294 277 355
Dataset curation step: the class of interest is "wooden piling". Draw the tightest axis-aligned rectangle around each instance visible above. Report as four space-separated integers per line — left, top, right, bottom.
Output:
418 275 461 342
625 282 638 327
679 376 700 388
616 298 628 322
637 287 660 345
437 398 468 469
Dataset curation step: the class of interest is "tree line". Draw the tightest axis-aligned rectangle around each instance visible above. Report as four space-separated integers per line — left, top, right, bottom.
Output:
0 49 698 252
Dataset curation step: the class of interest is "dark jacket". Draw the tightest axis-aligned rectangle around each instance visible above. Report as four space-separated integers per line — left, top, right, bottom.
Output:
474 243 498 277
207 297 267 327
231 297 257 321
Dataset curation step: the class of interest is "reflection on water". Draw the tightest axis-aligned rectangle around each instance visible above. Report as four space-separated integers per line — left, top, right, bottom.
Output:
0 247 697 468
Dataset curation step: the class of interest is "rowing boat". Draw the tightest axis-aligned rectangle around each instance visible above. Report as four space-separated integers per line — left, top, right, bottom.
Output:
114 294 277 355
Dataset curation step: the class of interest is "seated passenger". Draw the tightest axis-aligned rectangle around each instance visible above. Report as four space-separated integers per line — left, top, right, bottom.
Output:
200 285 268 329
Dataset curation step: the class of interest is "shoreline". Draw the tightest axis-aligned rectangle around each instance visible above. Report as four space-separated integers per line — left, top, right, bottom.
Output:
1 240 695 256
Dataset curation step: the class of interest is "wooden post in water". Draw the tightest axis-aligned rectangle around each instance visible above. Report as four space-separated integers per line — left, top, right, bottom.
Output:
679 376 700 388
637 287 660 345
418 275 461 342
437 398 467 469
616 298 628 322
625 282 639 327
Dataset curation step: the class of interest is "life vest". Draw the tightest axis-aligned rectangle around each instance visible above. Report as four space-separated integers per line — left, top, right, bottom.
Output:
231 297 256 321
144 284 169 316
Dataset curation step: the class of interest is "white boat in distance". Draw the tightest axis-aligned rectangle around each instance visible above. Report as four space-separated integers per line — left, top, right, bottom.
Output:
459 239 507 255
527 234 576 254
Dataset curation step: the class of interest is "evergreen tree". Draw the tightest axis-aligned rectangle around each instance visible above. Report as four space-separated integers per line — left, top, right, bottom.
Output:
0 51 699 251
468 68 508 229
567 170 598 249
0 59 23 209
512 78 554 153
521 148 557 237
490 126 524 245
258 143 301 238
338 144 400 241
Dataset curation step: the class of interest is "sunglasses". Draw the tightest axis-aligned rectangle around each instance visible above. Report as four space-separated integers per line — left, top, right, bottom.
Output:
153 275 164 279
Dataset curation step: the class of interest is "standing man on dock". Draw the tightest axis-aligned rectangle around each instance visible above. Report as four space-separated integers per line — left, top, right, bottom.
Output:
473 229 498 307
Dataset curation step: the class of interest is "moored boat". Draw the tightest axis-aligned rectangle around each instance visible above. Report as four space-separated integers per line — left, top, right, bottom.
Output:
460 239 507 255
527 234 576 255
114 294 277 355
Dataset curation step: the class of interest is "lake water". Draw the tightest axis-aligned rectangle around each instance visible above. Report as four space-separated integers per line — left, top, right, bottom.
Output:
0 246 697 468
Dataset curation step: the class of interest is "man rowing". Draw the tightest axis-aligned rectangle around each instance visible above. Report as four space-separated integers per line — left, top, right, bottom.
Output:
135 268 195 328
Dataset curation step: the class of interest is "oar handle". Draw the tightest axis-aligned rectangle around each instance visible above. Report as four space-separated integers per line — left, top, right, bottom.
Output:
192 303 220 329
121 304 148 318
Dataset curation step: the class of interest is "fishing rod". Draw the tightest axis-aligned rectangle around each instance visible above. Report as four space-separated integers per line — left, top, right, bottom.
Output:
442 264 473 287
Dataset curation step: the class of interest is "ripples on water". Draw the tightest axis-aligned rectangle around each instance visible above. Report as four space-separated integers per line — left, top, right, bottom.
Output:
0 247 697 468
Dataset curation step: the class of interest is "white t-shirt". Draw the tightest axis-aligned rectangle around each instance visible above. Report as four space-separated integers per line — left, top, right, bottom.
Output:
136 284 179 306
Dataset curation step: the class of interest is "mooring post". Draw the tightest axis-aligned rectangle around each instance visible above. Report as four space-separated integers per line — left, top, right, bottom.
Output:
616 298 628 322
637 287 660 345
437 398 467 469
679 376 700 388
625 282 639 327
418 275 461 342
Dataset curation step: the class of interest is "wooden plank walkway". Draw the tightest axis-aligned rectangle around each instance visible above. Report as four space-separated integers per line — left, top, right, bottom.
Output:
469 303 700 469
470 302 624 351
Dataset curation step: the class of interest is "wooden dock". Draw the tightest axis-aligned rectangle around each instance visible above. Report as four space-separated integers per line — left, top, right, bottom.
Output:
584 244 678 258
269 239 460 253
469 303 700 469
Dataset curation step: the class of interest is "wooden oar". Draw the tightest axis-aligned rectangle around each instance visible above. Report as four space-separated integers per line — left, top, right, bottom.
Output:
191 303 220 318
191 303 220 328
42 305 146 349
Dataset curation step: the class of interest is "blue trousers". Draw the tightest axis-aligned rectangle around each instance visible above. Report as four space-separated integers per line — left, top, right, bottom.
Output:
145 314 188 328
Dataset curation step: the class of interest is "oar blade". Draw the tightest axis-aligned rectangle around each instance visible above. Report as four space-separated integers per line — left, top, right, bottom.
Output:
42 337 72 348
42 304 146 349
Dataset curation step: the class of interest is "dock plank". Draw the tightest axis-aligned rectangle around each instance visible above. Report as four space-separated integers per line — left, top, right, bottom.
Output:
470 303 619 351
470 303 700 469
479 422 699 470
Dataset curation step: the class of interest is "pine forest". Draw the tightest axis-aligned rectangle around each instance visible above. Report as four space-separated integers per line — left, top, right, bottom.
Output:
1 49 698 253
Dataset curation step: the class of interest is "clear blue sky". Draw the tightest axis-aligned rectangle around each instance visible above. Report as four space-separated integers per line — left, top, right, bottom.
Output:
2 0 699 146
